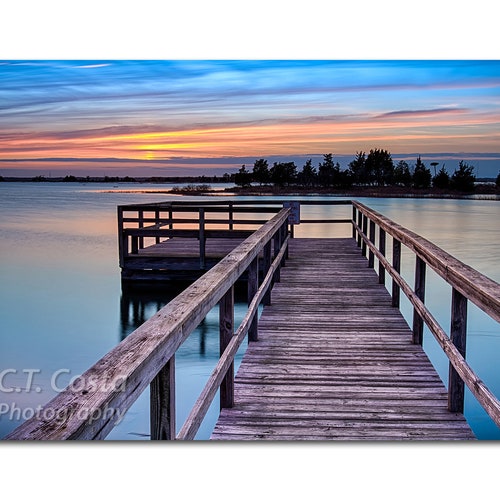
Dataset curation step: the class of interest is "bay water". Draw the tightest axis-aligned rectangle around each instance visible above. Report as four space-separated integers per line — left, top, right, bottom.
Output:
0 182 499 440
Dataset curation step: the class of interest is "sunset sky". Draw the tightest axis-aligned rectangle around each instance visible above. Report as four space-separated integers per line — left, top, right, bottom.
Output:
1 59 500 177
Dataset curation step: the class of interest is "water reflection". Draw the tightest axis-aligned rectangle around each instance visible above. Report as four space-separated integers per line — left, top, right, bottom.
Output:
119 281 249 348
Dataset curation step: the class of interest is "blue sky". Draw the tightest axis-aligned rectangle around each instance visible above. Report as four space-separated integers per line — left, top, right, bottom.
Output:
1 59 500 177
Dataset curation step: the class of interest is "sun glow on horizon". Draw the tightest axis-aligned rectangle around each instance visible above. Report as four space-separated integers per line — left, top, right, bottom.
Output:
1 60 500 175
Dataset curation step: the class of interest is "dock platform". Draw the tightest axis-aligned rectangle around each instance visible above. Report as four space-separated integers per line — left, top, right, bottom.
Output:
211 238 476 440
8 199 498 441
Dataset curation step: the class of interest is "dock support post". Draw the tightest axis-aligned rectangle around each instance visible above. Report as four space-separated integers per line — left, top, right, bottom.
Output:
220 286 234 408
368 219 375 268
199 208 206 269
448 288 467 413
118 206 125 268
357 209 362 248
378 228 386 285
413 256 426 345
263 241 272 306
352 205 356 239
248 257 259 342
362 214 368 257
273 228 282 283
138 209 144 249
150 357 176 440
155 209 160 243
228 202 234 231
392 239 401 308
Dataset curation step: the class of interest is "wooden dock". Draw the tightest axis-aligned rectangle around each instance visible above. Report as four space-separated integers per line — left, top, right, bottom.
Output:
7 200 499 441
211 238 476 440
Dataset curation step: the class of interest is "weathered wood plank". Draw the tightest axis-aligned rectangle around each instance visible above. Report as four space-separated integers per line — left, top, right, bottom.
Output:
211 237 476 441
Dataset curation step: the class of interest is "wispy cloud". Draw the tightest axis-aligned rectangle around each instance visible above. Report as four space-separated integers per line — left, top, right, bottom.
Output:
1 60 500 175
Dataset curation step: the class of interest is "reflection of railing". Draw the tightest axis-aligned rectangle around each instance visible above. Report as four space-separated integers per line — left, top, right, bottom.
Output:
6 208 291 440
352 201 500 425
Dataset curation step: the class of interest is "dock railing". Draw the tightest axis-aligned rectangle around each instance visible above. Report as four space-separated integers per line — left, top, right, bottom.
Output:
5 199 500 439
352 200 500 425
117 199 352 274
5 207 290 440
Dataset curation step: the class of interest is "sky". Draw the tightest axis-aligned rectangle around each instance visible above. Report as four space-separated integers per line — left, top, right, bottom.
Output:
1 59 500 178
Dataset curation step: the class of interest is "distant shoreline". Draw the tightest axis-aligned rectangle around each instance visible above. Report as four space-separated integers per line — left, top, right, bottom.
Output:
1 176 499 200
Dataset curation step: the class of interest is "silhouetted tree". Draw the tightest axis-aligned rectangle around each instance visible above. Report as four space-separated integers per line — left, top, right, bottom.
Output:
365 148 394 186
432 166 450 189
298 159 317 187
270 161 297 187
348 151 367 185
252 158 270 185
234 165 252 187
450 161 476 192
337 168 354 189
318 153 341 187
393 160 412 187
412 156 432 188
496 171 500 188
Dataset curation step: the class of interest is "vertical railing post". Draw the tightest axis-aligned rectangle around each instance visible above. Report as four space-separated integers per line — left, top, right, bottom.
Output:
219 286 234 408
228 202 234 231
168 207 173 230
118 206 125 268
281 222 288 263
352 205 357 240
357 209 363 248
138 209 144 249
131 235 139 254
150 357 176 440
263 241 272 306
273 227 282 283
448 288 468 413
248 257 259 342
378 228 386 285
413 256 426 345
392 239 401 308
368 219 375 268
199 208 205 269
362 214 368 257
155 209 160 244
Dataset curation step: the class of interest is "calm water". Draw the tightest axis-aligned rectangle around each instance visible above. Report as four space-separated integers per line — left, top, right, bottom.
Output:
0 182 499 440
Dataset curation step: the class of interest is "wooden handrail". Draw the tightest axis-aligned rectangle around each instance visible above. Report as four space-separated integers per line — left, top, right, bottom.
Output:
352 201 500 427
353 201 500 323
177 234 290 440
5 208 290 440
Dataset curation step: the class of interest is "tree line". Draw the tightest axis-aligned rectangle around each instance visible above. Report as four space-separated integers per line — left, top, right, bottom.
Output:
234 149 487 192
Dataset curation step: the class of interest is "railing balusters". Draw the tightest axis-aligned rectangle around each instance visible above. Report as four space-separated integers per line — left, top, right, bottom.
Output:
228 201 234 231
368 219 376 268
357 209 362 247
263 241 272 306
199 208 205 269
413 256 426 345
378 228 386 285
219 286 234 408
392 239 401 308
248 257 259 342
449 288 468 413
150 356 176 440
155 209 160 244
352 205 357 239
362 214 368 257
138 209 144 249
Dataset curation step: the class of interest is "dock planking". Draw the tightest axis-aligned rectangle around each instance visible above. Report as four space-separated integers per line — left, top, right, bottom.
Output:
211 238 476 440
